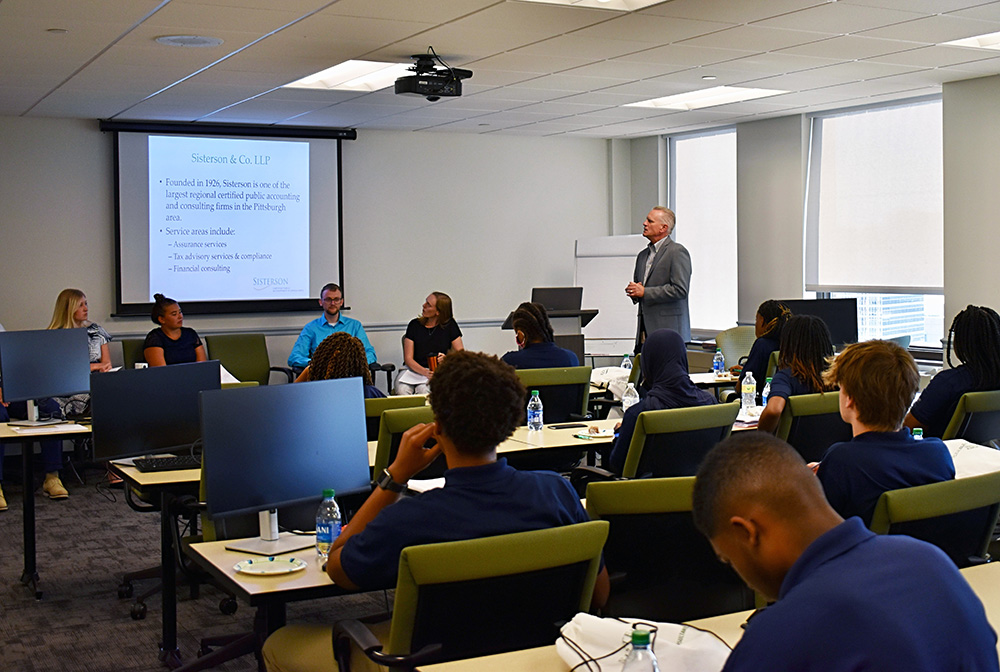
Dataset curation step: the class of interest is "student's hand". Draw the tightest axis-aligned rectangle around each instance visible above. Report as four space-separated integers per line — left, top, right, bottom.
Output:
92 361 112 373
807 461 820 474
388 422 442 484
614 422 622 431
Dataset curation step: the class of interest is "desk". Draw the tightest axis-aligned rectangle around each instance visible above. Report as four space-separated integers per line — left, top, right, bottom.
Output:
109 461 200 667
418 563 1000 670
0 421 91 599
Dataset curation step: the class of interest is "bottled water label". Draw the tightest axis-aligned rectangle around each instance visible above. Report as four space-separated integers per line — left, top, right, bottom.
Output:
527 408 543 430
316 520 341 558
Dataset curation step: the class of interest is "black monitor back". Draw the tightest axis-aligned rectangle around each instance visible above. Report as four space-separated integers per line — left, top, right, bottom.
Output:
780 298 858 349
0 328 90 402
201 377 371 520
91 361 221 460
531 287 583 312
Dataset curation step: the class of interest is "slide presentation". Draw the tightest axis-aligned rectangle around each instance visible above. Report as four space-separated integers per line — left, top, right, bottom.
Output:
112 125 344 315
147 135 309 301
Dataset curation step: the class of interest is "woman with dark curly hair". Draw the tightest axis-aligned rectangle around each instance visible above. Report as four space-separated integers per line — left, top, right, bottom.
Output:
738 299 790 397
906 305 1000 437
295 332 386 398
501 302 578 369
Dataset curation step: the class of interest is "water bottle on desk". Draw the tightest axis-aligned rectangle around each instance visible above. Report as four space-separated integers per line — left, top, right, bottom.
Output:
621 382 640 413
913 428 924 441
713 348 725 378
621 629 659 671
761 377 772 407
621 354 632 372
315 489 341 561
741 371 757 412
527 390 544 430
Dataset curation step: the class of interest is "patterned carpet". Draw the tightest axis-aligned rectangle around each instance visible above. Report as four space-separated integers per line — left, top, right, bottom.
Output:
0 462 389 672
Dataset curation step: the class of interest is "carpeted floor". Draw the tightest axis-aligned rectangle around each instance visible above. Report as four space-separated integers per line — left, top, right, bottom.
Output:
0 463 389 672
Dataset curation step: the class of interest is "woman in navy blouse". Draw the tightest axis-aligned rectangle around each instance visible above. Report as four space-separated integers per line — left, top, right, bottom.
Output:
143 293 207 367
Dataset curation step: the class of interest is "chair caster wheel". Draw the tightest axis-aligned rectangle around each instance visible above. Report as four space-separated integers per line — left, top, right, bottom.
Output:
118 583 133 599
219 597 238 615
131 602 147 620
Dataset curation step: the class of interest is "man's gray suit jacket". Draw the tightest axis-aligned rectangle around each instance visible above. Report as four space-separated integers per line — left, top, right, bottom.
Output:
631 236 692 343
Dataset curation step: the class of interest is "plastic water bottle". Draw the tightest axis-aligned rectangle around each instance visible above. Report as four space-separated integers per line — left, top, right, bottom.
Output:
741 371 757 411
913 428 924 441
621 383 640 413
622 629 659 672
621 354 633 371
315 489 341 560
713 348 725 378
761 377 772 407
527 390 544 430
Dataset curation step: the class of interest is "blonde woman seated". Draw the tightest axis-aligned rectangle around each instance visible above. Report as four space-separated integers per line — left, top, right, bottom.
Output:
395 292 464 395
295 332 386 398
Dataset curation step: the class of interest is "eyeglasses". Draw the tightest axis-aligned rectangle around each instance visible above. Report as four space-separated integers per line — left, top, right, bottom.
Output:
321 297 343 304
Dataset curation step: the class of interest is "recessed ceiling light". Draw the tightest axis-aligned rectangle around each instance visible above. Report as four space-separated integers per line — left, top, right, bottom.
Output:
513 0 666 11
283 60 412 92
702 75 717 81
944 30 1000 51
155 35 224 48
625 86 787 111
46 28 68 35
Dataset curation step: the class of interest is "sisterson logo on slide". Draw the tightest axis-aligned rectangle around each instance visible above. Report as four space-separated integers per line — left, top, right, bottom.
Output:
253 277 290 290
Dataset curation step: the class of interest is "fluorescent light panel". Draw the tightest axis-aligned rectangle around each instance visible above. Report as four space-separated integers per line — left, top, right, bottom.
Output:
284 60 411 92
626 86 787 110
944 30 1000 51
513 0 667 11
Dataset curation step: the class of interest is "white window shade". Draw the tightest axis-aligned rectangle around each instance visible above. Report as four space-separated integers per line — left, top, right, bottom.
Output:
805 100 943 294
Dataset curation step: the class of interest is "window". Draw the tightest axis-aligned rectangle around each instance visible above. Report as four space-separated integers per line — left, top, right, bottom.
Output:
668 129 738 333
805 98 943 347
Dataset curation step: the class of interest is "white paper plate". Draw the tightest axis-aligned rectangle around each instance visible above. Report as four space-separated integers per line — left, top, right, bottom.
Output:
233 557 308 576
576 429 615 439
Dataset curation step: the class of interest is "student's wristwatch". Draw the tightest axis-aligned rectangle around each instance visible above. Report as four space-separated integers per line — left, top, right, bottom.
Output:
376 468 406 493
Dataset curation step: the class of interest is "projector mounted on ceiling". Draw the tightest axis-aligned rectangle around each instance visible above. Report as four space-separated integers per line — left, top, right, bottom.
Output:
395 48 472 102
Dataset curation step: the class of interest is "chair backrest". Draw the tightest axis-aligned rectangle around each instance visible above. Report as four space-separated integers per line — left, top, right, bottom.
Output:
364 395 426 442
942 390 1000 443
623 402 739 479
715 326 755 368
386 521 608 661
869 470 1000 567
515 366 592 423
374 405 440 477
121 338 146 368
775 391 851 463
628 353 641 386
586 478 754 622
765 350 780 380
204 333 271 386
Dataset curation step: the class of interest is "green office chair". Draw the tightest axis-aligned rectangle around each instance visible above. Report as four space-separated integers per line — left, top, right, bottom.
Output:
869 470 1000 568
365 395 427 442
775 391 851 463
121 337 146 368
765 350 780 380
204 333 293 385
373 405 439 479
586 478 754 622
715 326 755 370
333 520 609 671
941 390 1000 444
571 402 739 496
515 366 592 423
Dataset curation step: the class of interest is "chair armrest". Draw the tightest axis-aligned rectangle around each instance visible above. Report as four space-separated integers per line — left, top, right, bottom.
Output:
124 485 160 513
570 465 618 498
568 412 592 422
370 362 396 373
333 619 442 670
269 365 295 384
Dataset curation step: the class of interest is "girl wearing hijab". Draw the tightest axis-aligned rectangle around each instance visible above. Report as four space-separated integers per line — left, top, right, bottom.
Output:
609 328 716 474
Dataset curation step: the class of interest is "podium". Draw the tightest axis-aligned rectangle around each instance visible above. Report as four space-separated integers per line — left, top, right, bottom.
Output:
502 288 598 365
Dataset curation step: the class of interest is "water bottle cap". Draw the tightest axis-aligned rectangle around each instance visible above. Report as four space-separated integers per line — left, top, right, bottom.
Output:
631 629 651 646
766 377 772 382
716 348 722 352
322 488 336 498
531 390 539 396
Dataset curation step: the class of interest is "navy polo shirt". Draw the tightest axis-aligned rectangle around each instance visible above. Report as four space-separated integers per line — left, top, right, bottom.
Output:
817 430 955 527
721 518 999 672
338 458 592 590
143 327 202 365
501 341 579 369
910 365 977 438
768 367 817 401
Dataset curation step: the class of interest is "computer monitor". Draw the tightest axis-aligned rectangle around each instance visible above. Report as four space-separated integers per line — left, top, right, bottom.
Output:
531 287 583 312
200 376 371 555
0 328 90 421
780 298 859 349
91 361 221 460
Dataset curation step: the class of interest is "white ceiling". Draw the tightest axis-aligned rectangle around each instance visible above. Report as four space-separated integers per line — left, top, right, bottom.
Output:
2 0 1000 137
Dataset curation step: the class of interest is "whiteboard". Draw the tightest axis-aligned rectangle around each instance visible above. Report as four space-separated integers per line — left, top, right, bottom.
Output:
574 235 644 343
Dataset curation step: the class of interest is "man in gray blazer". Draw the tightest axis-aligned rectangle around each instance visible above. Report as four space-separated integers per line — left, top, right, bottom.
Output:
626 206 692 349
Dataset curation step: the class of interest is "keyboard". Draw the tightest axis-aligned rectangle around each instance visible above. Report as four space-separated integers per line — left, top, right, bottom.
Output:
132 455 202 473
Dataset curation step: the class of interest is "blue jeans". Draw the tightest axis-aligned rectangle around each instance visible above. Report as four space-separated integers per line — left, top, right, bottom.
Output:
0 398 63 482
